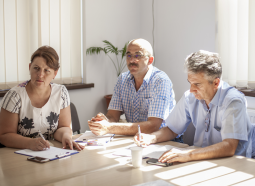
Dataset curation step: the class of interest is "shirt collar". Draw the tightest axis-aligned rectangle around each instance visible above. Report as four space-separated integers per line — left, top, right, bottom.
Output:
208 80 223 107
128 65 153 83
143 65 153 84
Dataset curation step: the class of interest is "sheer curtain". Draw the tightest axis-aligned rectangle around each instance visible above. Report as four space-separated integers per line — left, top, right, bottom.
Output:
216 0 255 89
0 0 82 90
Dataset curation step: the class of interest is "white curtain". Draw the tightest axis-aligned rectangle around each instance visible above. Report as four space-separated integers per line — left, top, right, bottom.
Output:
0 0 82 90
216 0 255 89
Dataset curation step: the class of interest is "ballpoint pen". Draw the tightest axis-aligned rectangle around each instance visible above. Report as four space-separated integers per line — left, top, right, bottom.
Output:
109 134 115 141
138 125 141 147
38 130 45 140
56 152 70 158
38 130 48 150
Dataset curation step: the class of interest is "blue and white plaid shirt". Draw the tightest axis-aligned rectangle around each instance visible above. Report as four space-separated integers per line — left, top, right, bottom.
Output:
108 65 176 129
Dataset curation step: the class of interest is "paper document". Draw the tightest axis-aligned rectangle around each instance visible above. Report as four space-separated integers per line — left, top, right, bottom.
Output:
15 147 78 160
75 131 115 144
113 145 185 159
134 179 176 186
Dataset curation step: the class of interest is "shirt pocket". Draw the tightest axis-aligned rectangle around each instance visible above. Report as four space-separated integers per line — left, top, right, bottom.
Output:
214 126 221 132
212 125 222 144
140 97 152 114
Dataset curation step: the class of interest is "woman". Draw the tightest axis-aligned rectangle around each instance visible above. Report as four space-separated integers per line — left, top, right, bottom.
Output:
0 46 84 151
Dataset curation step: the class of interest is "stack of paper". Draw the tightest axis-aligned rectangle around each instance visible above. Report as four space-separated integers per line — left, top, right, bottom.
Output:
113 144 185 159
75 131 115 145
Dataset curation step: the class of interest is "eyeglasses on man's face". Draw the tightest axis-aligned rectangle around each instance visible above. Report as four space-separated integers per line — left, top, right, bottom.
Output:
126 54 149 60
205 118 210 132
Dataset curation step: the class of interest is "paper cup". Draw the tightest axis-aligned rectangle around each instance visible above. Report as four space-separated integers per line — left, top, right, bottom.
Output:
130 146 143 168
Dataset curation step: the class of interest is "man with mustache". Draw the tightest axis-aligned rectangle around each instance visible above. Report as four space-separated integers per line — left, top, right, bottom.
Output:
134 50 252 161
88 38 178 139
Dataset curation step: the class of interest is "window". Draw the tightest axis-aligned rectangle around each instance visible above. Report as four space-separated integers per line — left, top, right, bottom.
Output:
216 0 255 89
0 0 82 90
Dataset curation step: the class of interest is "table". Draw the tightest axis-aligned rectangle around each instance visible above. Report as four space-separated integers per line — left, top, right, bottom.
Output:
0 136 255 186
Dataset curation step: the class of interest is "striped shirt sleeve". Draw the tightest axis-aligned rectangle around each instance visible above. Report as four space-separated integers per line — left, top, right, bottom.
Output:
0 90 21 114
60 86 70 109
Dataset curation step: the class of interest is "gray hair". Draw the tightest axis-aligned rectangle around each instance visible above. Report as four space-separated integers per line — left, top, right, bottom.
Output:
185 50 222 83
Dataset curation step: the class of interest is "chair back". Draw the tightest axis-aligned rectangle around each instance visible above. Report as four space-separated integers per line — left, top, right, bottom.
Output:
70 102 81 134
251 124 255 158
183 122 196 146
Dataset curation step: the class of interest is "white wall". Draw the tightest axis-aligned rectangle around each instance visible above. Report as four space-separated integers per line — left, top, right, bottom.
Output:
141 0 216 101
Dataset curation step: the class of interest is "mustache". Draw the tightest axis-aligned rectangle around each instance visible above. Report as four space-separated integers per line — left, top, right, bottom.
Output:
128 63 138 67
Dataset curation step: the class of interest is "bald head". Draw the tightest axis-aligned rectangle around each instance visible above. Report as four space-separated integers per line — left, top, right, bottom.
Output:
127 39 153 56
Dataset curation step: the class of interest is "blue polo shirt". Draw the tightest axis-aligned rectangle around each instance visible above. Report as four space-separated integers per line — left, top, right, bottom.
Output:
166 81 252 157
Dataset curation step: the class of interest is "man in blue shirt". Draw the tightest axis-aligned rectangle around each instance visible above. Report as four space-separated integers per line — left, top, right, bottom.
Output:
88 39 177 137
134 50 252 162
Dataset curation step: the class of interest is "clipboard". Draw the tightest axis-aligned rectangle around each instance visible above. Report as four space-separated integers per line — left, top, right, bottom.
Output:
15 146 79 161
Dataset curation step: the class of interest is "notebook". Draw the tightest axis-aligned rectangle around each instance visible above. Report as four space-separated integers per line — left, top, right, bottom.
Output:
75 131 115 145
15 146 79 160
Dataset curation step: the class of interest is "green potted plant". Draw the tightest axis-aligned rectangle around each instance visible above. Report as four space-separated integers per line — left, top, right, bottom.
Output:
86 40 128 107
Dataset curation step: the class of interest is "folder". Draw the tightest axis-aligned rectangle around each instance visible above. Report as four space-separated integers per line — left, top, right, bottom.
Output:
15 146 79 161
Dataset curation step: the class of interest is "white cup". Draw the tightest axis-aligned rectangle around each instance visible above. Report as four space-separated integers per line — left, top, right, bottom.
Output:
130 146 143 168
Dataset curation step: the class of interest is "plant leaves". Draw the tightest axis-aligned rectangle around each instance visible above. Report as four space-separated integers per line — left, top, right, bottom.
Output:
120 42 128 59
86 47 106 55
103 40 118 55
86 40 130 77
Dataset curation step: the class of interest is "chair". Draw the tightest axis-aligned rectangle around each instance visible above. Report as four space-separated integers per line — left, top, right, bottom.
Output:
70 102 81 134
183 122 196 146
251 124 255 158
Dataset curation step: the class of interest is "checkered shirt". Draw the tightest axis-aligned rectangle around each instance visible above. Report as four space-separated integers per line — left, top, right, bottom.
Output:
108 66 176 129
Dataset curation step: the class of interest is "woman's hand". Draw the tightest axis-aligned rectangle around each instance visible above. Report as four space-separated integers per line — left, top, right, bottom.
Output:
28 138 50 151
62 133 84 151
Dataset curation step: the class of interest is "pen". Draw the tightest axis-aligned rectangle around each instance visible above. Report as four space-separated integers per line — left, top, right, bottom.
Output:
38 130 48 150
110 134 115 141
56 152 70 158
38 130 45 140
138 125 141 147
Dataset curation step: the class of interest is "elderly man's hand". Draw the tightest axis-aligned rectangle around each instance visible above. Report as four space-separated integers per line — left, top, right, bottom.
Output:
90 113 109 123
133 133 156 147
88 120 110 136
158 148 194 163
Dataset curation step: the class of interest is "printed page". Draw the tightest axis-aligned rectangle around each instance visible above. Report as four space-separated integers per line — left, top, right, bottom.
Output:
112 144 185 159
15 147 78 160
75 130 114 143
